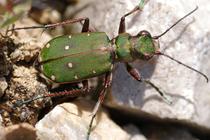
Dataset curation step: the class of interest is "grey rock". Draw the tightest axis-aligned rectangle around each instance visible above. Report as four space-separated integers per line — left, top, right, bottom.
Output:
67 0 210 130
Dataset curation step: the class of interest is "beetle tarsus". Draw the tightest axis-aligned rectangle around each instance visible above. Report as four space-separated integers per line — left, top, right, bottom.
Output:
87 114 96 140
142 79 173 104
12 95 44 108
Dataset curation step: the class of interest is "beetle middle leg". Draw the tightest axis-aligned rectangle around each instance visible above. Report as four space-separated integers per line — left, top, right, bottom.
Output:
118 5 142 34
125 63 172 104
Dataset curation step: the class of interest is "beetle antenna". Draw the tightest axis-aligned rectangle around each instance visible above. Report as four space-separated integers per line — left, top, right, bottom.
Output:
153 6 198 39
156 52 208 82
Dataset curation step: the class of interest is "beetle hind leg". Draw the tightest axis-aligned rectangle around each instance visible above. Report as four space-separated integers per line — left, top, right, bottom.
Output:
12 84 89 108
9 17 91 33
87 72 112 140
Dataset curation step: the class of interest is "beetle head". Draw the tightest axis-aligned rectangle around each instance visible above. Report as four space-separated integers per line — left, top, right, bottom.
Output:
132 30 159 60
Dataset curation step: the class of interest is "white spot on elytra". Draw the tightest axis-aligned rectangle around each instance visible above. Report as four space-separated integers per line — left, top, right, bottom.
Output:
46 43 50 48
92 70 96 74
87 33 90 36
65 45 70 50
51 75 56 80
74 75 78 79
40 65 44 71
68 62 73 68
69 35 72 39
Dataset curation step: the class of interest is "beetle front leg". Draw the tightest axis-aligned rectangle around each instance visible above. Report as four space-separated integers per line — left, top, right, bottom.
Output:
118 5 142 34
125 63 172 104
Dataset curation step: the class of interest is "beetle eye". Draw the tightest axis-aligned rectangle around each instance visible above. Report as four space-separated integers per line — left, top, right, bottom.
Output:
137 30 151 37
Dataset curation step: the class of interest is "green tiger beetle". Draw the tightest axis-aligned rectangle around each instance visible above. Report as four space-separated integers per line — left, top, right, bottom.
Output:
9 0 208 139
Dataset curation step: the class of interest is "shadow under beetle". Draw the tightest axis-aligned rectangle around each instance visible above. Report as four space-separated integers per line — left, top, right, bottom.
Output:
10 1 208 139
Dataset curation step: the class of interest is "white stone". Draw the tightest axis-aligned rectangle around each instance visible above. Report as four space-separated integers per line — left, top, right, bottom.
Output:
36 100 130 140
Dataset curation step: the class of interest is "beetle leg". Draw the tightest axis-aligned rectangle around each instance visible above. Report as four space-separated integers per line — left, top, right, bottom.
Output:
9 17 90 32
0 24 15 38
92 73 112 114
118 6 141 34
12 88 88 108
125 63 172 104
87 72 112 139
13 81 91 108
81 18 90 32
79 20 97 32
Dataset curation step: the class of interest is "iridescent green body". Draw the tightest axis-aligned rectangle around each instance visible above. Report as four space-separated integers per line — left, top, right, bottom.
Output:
38 31 157 84
39 32 112 83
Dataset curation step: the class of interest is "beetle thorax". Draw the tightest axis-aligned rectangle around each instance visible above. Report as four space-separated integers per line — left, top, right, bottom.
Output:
115 33 135 62
114 31 160 62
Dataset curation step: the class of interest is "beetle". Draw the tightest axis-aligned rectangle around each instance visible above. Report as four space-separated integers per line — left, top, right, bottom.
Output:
10 1 208 139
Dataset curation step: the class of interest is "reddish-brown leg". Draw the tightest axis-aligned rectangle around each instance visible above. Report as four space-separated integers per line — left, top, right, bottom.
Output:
13 82 90 108
125 63 172 104
87 72 113 139
9 17 90 33
118 6 141 34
